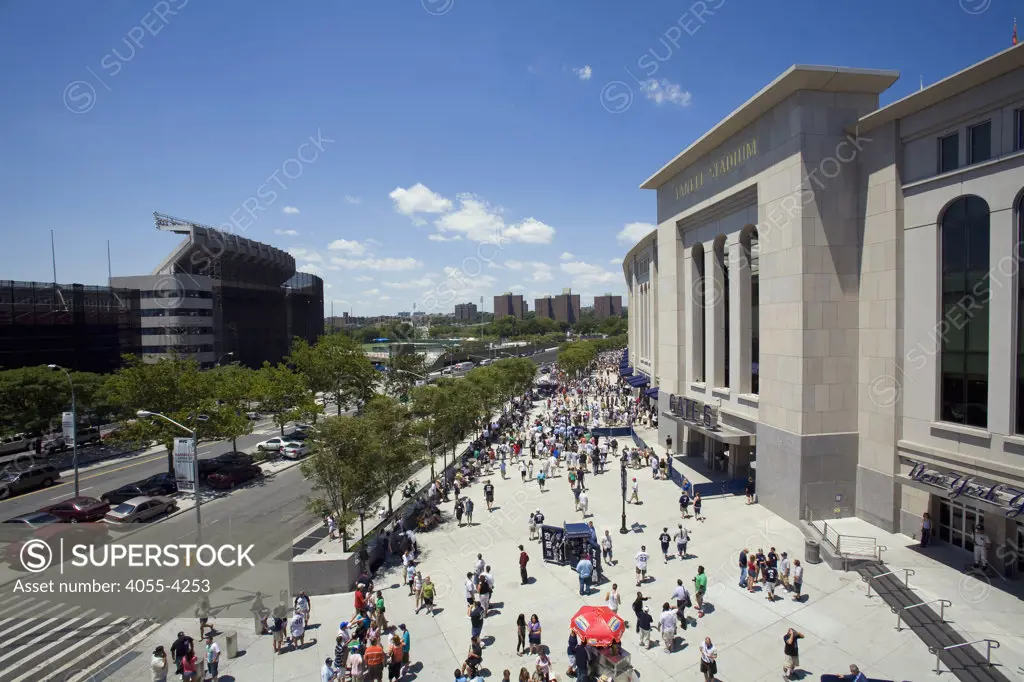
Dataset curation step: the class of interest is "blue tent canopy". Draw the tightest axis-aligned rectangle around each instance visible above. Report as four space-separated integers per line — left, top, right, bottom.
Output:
645 387 659 400
620 367 634 377
627 373 649 387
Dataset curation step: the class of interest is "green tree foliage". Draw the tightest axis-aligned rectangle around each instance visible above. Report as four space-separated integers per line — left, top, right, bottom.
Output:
103 356 214 473
384 351 428 400
289 334 378 414
254 362 318 436
302 415 382 548
205 364 258 452
557 342 598 378
362 395 422 514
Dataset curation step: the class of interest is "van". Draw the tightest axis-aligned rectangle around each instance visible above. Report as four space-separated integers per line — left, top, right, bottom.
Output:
0 434 31 457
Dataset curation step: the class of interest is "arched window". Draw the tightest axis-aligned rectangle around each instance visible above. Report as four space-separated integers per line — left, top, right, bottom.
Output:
749 230 759 394
1017 195 1024 434
714 236 729 388
940 196 990 428
692 243 706 382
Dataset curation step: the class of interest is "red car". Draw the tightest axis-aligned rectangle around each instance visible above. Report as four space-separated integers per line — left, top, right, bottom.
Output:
207 465 263 490
41 496 111 523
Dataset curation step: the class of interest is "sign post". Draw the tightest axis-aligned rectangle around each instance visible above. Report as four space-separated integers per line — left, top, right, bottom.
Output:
619 458 628 534
173 437 197 493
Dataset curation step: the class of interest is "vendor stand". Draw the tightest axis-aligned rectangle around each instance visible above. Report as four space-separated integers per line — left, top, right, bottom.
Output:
540 523 603 578
570 606 636 682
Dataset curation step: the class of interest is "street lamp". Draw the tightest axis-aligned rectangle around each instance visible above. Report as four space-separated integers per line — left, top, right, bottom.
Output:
215 351 235 367
619 456 629 534
47 364 79 497
137 409 206 540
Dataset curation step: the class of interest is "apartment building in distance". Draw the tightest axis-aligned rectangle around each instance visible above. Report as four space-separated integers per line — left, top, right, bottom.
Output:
493 292 525 320
594 294 623 319
535 288 581 324
454 302 479 321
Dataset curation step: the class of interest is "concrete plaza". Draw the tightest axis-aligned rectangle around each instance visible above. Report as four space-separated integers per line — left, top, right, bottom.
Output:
88 413 1024 681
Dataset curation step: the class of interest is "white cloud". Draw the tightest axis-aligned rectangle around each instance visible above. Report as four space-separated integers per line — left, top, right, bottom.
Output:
428 233 462 242
561 260 620 290
332 256 422 271
378 295 391 302
609 257 623 265
504 260 554 283
297 263 324 275
389 183 453 223
324 283 333 289
560 252 574 260
434 195 506 242
353 275 374 282
365 238 384 247
288 247 323 263
501 217 555 244
572 65 592 81
640 78 692 107
385 277 436 290
275 229 299 236
327 239 367 256
362 288 380 296
344 195 361 205
282 206 300 215
616 222 655 246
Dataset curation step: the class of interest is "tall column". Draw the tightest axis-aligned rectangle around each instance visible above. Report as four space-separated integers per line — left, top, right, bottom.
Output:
687 248 705 383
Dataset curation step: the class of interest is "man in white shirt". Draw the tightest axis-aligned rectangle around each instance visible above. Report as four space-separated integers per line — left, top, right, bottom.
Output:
204 634 221 682
673 525 689 560
578 490 589 517
629 478 640 504
321 658 338 682
635 546 649 586
973 523 990 569
465 574 477 616
658 605 677 652
671 579 690 629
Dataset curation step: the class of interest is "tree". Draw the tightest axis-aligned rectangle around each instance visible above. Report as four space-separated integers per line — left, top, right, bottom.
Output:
290 334 378 415
302 415 381 549
103 356 213 473
0 366 71 435
254 362 316 436
558 342 597 379
409 384 443 479
205 364 257 452
384 351 427 400
363 395 423 515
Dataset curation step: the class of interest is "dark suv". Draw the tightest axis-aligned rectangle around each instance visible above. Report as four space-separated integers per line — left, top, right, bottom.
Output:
0 465 60 499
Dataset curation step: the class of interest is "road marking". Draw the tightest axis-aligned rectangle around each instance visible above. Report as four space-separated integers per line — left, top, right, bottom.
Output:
0 455 168 504
10 614 127 682
47 486 93 501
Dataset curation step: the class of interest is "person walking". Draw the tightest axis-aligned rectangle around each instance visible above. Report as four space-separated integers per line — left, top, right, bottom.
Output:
204 633 221 682
745 477 756 504
519 545 530 584
780 552 791 590
519 460 527 482
658 603 678 652
679 489 691 519
629 477 639 504
674 524 689 560
782 628 804 678
636 605 654 649
180 644 198 682
150 646 168 682
693 566 707 617
698 636 718 681
693 492 703 521
791 560 804 601
921 512 932 547
527 614 542 655
364 638 386 682
455 498 465 527
671 579 691 629
634 546 649 586
419 576 435 615
399 624 411 677
659 528 672 563
484 479 495 512
515 614 527 656
464 497 475 526
578 489 589 517
605 583 622 616
765 562 779 601
600 530 614 565
576 553 594 595
738 548 748 588
477 572 493 615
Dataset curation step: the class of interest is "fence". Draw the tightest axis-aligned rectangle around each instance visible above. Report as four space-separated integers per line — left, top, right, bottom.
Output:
805 505 883 562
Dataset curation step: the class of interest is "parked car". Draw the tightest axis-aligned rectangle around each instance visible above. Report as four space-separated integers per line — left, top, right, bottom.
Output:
136 472 179 494
0 465 60 499
72 427 102 447
100 477 177 505
0 512 62 543
104 496 177 524
284 431 308 442
256 437 287 452
280 441 309 460
40 434 67 455
0 433 32 456
41 496 111 523
198 452 254 478
207 465 263 489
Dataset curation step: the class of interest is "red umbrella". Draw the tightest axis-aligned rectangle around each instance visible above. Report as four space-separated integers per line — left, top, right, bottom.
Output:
570 606 626 647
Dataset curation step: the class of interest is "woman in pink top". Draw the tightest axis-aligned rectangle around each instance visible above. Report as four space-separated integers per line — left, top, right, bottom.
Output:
180 648 198 681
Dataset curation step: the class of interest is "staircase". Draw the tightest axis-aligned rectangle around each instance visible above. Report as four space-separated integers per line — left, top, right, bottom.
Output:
858 563 1009 681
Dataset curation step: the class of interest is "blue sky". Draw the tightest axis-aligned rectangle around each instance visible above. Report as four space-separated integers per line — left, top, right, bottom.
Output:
0 0 1017 315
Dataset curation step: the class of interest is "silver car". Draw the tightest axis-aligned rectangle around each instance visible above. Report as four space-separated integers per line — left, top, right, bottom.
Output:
103 496 177 524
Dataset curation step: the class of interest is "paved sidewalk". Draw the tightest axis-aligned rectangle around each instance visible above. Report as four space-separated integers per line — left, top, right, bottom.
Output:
93 428 963 681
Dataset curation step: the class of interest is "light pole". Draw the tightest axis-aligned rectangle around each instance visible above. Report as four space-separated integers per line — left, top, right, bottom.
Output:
619 456 629 534
47 364 79 497
215 351 235 367
137 410 205 540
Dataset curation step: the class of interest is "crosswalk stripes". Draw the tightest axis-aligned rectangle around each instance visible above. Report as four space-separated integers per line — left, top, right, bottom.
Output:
0 594 161 682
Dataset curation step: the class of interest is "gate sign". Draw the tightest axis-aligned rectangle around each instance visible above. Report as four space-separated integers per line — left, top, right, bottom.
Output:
62 412 75 441
173 437 197 493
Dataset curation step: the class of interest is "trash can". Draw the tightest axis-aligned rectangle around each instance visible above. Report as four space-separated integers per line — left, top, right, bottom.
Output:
804 539 822 565
224 631 238 658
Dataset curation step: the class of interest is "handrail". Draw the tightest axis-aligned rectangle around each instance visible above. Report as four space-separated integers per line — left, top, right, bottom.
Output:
894 598 951 631
863 568 915 598
929 638 999 674
876 545 888 562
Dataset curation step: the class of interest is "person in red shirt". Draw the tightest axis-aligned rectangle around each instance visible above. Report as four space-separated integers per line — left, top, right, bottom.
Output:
352 586 367 622
519 545 530 585
363 638 386 681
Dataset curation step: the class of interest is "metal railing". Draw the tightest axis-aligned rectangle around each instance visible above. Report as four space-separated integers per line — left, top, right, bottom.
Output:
930 639 999 675
805 505 883 561
894 598 951 631
863 568 915 598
